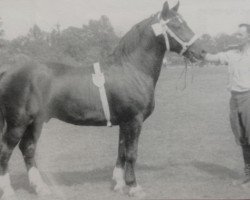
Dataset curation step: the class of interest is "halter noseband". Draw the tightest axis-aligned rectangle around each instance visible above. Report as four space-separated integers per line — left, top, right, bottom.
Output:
152 13 199 55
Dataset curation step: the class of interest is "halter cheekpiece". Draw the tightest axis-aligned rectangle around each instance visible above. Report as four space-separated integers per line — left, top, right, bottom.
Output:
152 13 198 55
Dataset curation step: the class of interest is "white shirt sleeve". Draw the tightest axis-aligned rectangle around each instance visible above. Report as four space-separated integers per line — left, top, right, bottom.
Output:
205 50 236 65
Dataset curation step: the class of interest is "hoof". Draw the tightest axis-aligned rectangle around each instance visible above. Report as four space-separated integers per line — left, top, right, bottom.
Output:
129 185 146 199
114 182 126 194
1 189 17 200
112 167 125 194
233 176 250 187
34 183 52 196
0 173 16 200
28 167 51 196
1 195 18 200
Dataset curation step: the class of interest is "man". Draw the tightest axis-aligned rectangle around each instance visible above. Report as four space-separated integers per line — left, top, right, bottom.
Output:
204 24 250 186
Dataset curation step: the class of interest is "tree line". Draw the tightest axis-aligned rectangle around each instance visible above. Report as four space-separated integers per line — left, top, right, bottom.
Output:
0 15 119 67
0 16 242 67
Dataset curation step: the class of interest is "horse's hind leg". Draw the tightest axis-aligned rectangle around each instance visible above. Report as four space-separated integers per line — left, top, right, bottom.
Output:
19 116 51 196
0 126 26 199
113 127 126 193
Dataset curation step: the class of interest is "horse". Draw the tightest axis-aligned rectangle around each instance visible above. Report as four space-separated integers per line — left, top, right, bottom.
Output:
0 1 204 199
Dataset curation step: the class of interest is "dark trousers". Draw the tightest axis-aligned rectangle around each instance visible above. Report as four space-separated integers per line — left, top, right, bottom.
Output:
230 91 250 145
230 91 250 174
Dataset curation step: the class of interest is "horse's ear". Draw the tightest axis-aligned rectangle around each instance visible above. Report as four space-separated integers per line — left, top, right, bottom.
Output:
161 1 170 19
172 1 180 12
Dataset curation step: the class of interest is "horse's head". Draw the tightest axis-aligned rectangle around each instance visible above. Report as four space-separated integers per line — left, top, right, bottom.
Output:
152 1 205 62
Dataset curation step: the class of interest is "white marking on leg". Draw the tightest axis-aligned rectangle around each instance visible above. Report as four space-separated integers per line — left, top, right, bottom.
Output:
0 173 16 199
112 167 125 193
28 167 51 196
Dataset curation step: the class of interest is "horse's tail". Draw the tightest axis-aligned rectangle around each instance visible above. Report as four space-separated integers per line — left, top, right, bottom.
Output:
0 107 6 140
0 71 6 81
0 71 7 140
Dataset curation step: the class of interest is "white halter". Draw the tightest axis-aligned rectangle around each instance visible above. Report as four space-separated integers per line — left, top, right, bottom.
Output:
152 13 199 55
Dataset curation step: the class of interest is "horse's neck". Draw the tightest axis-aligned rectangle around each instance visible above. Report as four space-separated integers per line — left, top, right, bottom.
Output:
112 35 165 84
120 36 166 86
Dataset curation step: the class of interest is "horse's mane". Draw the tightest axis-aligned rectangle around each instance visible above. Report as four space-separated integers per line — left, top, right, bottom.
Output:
104 13 158 65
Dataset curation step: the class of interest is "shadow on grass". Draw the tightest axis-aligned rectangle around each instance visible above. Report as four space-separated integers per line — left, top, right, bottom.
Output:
10 163 165 191
191 160 241 180
52 163 165 186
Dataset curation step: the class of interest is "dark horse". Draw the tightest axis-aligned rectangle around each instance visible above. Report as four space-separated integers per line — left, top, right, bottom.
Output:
0 1 204 199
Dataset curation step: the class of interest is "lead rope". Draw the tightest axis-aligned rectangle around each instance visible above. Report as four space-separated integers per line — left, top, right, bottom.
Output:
176 58 188 91
175 57 195 91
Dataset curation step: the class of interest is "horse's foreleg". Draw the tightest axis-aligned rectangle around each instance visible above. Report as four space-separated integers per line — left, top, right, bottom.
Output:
0 126 25 199
113 127 126 193
123 115 145 198
19 118 51 196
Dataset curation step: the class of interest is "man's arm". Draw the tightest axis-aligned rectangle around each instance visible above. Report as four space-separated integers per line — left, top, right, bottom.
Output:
205 52 229 65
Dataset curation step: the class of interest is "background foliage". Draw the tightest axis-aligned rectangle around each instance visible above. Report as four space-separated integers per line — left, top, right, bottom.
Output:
0 16 241 67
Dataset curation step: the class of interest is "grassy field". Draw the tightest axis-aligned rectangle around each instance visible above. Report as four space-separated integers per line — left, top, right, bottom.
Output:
5 65 250 200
